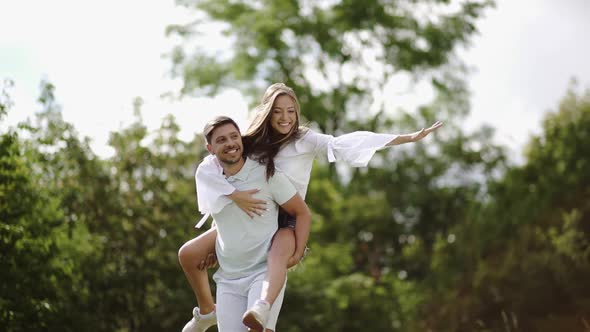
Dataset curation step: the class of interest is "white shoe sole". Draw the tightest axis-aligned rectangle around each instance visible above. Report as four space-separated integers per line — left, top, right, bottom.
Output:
242 311 264 332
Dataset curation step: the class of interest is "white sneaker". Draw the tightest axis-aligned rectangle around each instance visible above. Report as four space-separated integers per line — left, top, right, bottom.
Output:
182 307 217 332
242 300 270 332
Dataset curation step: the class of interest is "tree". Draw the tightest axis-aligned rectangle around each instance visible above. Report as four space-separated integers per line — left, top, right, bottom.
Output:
0 79 86 331
415 84 590 331
167 1 504 330
98 100 209 331
168 0 493 131
2 79 213 331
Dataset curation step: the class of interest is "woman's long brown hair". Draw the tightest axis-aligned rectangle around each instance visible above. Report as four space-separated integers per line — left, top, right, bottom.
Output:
242 83 306 179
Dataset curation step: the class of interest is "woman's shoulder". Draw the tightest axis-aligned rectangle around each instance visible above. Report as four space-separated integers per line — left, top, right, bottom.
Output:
287 126 331 154
292 127 318 145
297 126 312 138
295 127 327 142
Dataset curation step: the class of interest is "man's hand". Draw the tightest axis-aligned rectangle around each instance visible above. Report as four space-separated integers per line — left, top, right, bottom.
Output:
198 252 218 270
228 189 267 218
286 252 304 269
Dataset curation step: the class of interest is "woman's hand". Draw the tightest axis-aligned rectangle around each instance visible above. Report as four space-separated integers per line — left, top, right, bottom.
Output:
228 189 267 218
410 120 443 142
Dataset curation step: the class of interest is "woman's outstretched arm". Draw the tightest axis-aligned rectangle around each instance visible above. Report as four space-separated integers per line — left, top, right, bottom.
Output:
386 120 443 146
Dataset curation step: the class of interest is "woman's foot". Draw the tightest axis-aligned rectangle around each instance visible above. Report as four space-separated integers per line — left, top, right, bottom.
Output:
242 300 270 332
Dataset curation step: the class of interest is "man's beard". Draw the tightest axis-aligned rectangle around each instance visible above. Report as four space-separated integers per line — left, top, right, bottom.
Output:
218 155 241 165
217 146 242 165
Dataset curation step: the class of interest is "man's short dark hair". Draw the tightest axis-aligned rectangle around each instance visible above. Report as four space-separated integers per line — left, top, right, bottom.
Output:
203 116 241 144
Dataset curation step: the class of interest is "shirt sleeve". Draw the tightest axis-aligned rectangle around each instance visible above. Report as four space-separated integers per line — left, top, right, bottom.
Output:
269 171 298 205
303 129 397 167
195 154 236 214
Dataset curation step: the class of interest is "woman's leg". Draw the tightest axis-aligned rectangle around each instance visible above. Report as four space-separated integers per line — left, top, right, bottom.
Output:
178 227 218 314
261 227 295 305
242 229 293 331
245 270 286 332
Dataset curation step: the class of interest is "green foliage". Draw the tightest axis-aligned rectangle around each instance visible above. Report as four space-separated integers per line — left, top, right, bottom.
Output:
3 73 589 332
0 79 14 120
1 80 211 331
3 1 589 331
416 85 590 331
168 1 518 331
170 0 493 133
0 81 78 331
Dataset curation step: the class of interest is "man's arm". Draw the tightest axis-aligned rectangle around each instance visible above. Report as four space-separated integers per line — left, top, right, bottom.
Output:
279 194 311 263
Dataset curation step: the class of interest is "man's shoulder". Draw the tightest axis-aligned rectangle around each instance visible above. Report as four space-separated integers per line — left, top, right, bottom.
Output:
239 158 266 181
243 157 265 172
267 169 293 191
243 158 291 184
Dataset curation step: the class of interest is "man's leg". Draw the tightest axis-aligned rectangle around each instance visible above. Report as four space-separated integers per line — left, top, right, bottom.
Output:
216 276 249 331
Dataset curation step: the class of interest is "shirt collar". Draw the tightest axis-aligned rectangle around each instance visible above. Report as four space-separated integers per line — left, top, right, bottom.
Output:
225 157 254 182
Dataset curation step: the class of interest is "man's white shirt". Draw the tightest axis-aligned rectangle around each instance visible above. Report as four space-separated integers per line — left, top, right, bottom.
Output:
213 158 297 280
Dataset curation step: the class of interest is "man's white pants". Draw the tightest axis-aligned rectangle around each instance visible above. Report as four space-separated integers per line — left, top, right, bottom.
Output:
214 269 286 331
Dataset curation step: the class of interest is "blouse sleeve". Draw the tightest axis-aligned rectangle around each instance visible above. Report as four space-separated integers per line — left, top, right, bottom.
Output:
305 129 397 167
195 154 235 215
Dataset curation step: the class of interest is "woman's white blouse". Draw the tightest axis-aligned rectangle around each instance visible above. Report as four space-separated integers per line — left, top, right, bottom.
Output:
194 129 396 225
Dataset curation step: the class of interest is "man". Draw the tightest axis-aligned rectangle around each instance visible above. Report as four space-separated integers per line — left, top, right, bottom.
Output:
180 116 311 332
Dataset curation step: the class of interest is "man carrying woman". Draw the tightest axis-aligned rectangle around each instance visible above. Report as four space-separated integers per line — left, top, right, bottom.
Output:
179 83 443 331
179 115 311 331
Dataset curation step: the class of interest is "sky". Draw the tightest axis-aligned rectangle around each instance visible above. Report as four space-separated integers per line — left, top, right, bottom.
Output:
1 0 589 161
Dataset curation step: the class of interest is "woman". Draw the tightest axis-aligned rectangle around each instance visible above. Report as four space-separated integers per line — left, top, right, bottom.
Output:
179 83 443 332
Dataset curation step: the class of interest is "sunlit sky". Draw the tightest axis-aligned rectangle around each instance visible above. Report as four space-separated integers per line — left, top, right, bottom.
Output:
1 0 589 160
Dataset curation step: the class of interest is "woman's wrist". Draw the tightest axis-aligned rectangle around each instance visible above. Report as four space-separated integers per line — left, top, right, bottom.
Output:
226 190 238 199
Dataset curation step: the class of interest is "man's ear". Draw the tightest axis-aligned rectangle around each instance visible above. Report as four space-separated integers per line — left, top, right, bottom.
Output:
206 144 214 155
